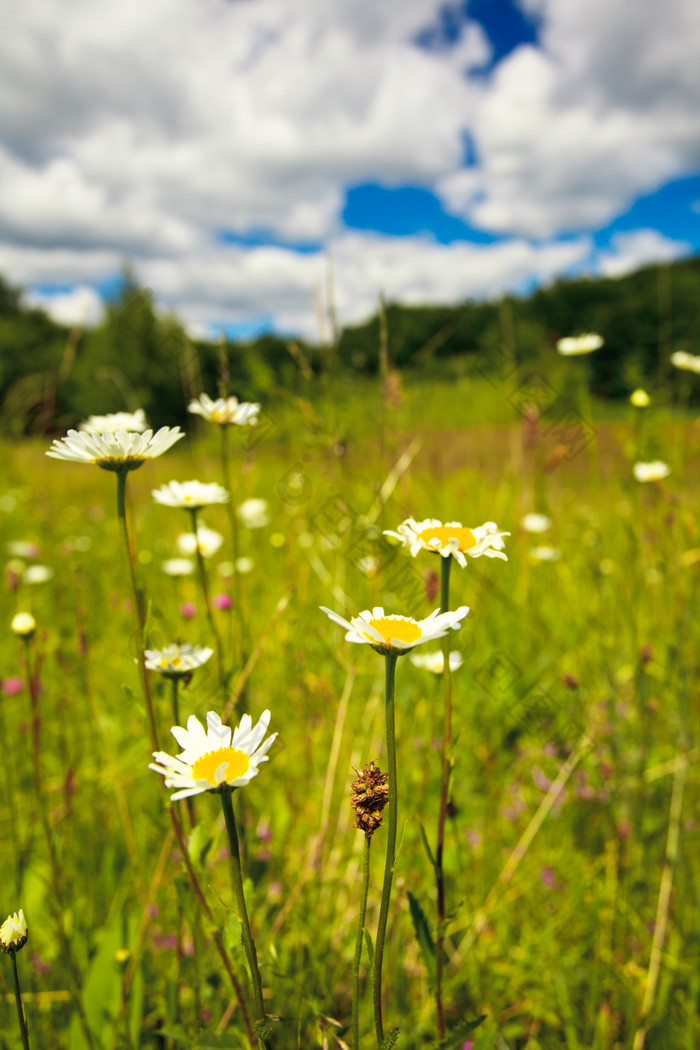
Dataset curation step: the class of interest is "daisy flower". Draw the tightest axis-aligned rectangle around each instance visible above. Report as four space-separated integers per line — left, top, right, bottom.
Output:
144 643 213 678
150 710 276 800
0 910 27 953
162 558 195 576
79 409 147 433
670 351 700 374
384 518 508 568
521 513 552 534
633 461 671 482
556 333 604 356
237 498 270 529
177 526 224 558
529 545 561 563
152 480 229 509
320 604 469 656
409 650 464 674
188 393 260 427
46 427 184 472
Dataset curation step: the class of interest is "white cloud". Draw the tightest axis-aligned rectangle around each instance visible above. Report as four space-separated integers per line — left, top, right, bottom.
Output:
596 229 689 279
0 0 697 334
24 284 104 327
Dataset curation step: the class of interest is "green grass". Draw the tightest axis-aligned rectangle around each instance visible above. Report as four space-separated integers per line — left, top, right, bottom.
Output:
1 367 699 1050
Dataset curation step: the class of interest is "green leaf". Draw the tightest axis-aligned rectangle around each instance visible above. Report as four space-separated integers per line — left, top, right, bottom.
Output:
364 928 375 969
187 824 213 869
407 891 436 988
419 822 436 869
436 1014 487 1049
380 1026 400 1049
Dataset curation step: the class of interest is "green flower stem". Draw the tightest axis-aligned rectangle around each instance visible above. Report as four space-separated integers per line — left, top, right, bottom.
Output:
189 508 227 697
22 636 42 799
220 790 271 1050
352 834 371 1049
220 424 247 670
116 470 159 751
170 676 180 728
435 555 453 1039
11 953 31 1050
373 651 398 1046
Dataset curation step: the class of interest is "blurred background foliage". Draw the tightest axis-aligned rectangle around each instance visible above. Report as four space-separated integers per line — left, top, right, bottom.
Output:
1 255 699 436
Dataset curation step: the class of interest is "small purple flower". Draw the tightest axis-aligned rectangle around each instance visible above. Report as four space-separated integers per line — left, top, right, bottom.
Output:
212 592 232 611
180 601 197 619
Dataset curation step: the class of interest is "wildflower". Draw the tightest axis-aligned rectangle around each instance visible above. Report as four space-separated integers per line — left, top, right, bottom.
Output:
0 910 27 953
79 409 147 433
633 461 671 482
46 427 184 472
237 498 270 529
180 602 197 618
320 604 469 656
149 710 277 800
162 558 195 576
212 593 232 610
6 541 40 559
556 333 604 356
409 650 463 674
351 762 389 838
23 565 53 585
188 393 260 426
630 389 650 408
144 643 213 678
177 526 224 558
11 612 36 637
670 351 700 374
2 677 24 696
529 545 561 562
521 513 552 533
384 518 508 568
152 480 229 510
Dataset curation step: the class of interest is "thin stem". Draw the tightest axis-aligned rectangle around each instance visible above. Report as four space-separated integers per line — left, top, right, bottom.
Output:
435 555 452 1038
373 652 398 1046
171 676 180 728
11 953 31 1050
221 424 247 669
352 835 371 1049
190 508 227 697
220 790 271 1050
22 636 42 799
116 471 159 751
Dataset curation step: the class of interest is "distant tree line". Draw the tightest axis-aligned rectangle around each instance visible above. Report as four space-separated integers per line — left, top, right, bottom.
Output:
0 256 698 434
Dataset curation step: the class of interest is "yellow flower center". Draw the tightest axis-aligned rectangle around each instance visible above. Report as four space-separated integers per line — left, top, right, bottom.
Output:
418 525 476 552
160 656 182 670
366 617 422 644
192 748 250 786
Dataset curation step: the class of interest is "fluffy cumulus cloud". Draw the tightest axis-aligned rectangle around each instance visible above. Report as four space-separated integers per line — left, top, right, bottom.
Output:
1 0 698 334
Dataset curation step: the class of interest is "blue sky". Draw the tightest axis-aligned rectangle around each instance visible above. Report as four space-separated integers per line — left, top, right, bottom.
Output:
2 0 699 337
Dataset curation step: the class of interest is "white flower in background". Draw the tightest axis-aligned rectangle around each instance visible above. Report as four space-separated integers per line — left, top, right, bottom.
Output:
23 565 53 585
144 643 213 677
556 333 604 356
6 541 40 559
150 710 276 800
633 461 671 482
218 558 254 576
0 910 28 953
630 389 650 408
177 526 224 558
384 518 508 568
237 498 270 529
529 546 561 563
11 612 36 637
320 604 469 656
188 393 260 426
47 428 184 472
670 351 700 374
162 558 195 576
153 480 229 509
410 650 464 674
79 409 147 433
521 513 552 534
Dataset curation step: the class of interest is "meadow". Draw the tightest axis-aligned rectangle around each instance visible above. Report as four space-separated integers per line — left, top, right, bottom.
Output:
1 360 699 1050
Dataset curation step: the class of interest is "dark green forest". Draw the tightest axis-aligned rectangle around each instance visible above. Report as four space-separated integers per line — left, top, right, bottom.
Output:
1 255 699 434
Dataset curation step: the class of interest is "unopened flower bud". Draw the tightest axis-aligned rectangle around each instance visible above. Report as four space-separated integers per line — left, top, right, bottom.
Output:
0 910 28 953
11 612 36 638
